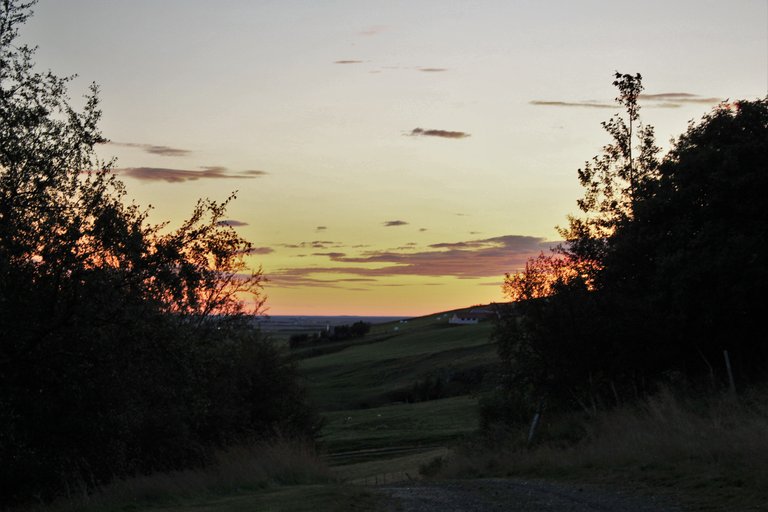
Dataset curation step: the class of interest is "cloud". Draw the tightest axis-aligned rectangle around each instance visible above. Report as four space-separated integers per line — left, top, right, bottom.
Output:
409 127 470 139
418 67 447 72
312 252 346 258
265 274 377 289
419 228 428 232
117 166 266 183
639 92 721 104
530 100 615 109
242 170 269 176
384 220 408 227
216 219 249 227
316 226 327 232
531 92 722 110
279 240 342 250
246 247 274 255
274 234 557 284
109 141 191 157
334 59 363 64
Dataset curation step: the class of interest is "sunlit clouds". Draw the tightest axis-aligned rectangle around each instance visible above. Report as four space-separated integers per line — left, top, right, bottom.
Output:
265 235 556 287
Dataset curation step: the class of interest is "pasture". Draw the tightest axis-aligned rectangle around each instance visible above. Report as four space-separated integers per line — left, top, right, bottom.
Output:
296 308 499 474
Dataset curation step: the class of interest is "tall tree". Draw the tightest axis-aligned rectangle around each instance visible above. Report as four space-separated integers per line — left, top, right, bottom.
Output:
559 72 660 266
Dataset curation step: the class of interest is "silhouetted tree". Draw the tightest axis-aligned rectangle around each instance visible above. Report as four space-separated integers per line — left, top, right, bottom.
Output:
489 73 768 435
559 72 660 266
0 1 318 504
607 98 768 381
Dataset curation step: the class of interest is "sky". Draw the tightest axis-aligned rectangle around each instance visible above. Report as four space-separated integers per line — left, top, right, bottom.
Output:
21 0 768 316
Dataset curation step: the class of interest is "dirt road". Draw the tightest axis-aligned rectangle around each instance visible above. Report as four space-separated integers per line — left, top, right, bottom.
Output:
378 479 681 512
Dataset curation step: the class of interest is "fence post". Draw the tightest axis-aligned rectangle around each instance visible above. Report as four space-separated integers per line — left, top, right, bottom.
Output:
527 400 543 444
723 350 736 395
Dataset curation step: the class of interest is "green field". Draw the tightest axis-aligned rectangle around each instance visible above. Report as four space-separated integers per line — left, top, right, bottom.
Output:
297 309 498 474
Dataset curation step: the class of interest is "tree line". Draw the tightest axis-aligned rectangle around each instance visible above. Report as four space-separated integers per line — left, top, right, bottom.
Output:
484 73 768 431
289 321 371 348
0 1 318 505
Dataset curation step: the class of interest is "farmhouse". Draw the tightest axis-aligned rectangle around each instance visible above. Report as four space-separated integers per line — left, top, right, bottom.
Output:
448 308 494 325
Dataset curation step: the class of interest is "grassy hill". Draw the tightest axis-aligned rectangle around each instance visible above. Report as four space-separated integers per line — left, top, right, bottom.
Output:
294 307 499 475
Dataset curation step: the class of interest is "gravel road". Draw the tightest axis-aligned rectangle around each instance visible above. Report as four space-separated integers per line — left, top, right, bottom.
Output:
378 479 682 512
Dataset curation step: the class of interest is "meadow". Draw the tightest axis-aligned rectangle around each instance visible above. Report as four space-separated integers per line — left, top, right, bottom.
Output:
298 309 498 470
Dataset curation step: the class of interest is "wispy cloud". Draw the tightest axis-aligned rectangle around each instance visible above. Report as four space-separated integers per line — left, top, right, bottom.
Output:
639 92 722 107
245 247 274 255
531 92 722 110
384 220 409 227
279 240 342 250
216 219 249 227
265 274 377 289
418 67 447 73
272 234 557 286
409 127 470 139
334 59 363 64
242 170 269 176
117 166 266 183
109 141 192 157
530 100 614 109
316 226 327 232
639 92 721 104
312 252 347 258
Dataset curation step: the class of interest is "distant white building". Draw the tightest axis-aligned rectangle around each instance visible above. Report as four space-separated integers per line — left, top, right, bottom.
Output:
449 314 478 325
448 310 492 325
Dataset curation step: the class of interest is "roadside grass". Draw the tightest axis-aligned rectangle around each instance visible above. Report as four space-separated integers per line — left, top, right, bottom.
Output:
429 388 768 511
334 448 449 485
24 440 336 512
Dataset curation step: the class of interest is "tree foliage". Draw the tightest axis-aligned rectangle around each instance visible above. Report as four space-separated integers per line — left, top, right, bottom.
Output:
488 73 768 432
560 72 660 264
0 1 317 504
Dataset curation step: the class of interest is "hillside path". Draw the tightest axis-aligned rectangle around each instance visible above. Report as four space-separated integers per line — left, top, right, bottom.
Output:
377 478 681 512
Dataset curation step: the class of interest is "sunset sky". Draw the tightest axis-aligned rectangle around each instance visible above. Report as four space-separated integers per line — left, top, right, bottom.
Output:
23 0 767 315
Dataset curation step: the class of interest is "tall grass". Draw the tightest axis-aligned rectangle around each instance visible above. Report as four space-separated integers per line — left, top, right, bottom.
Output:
430 388 768 509
22 439 333 512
